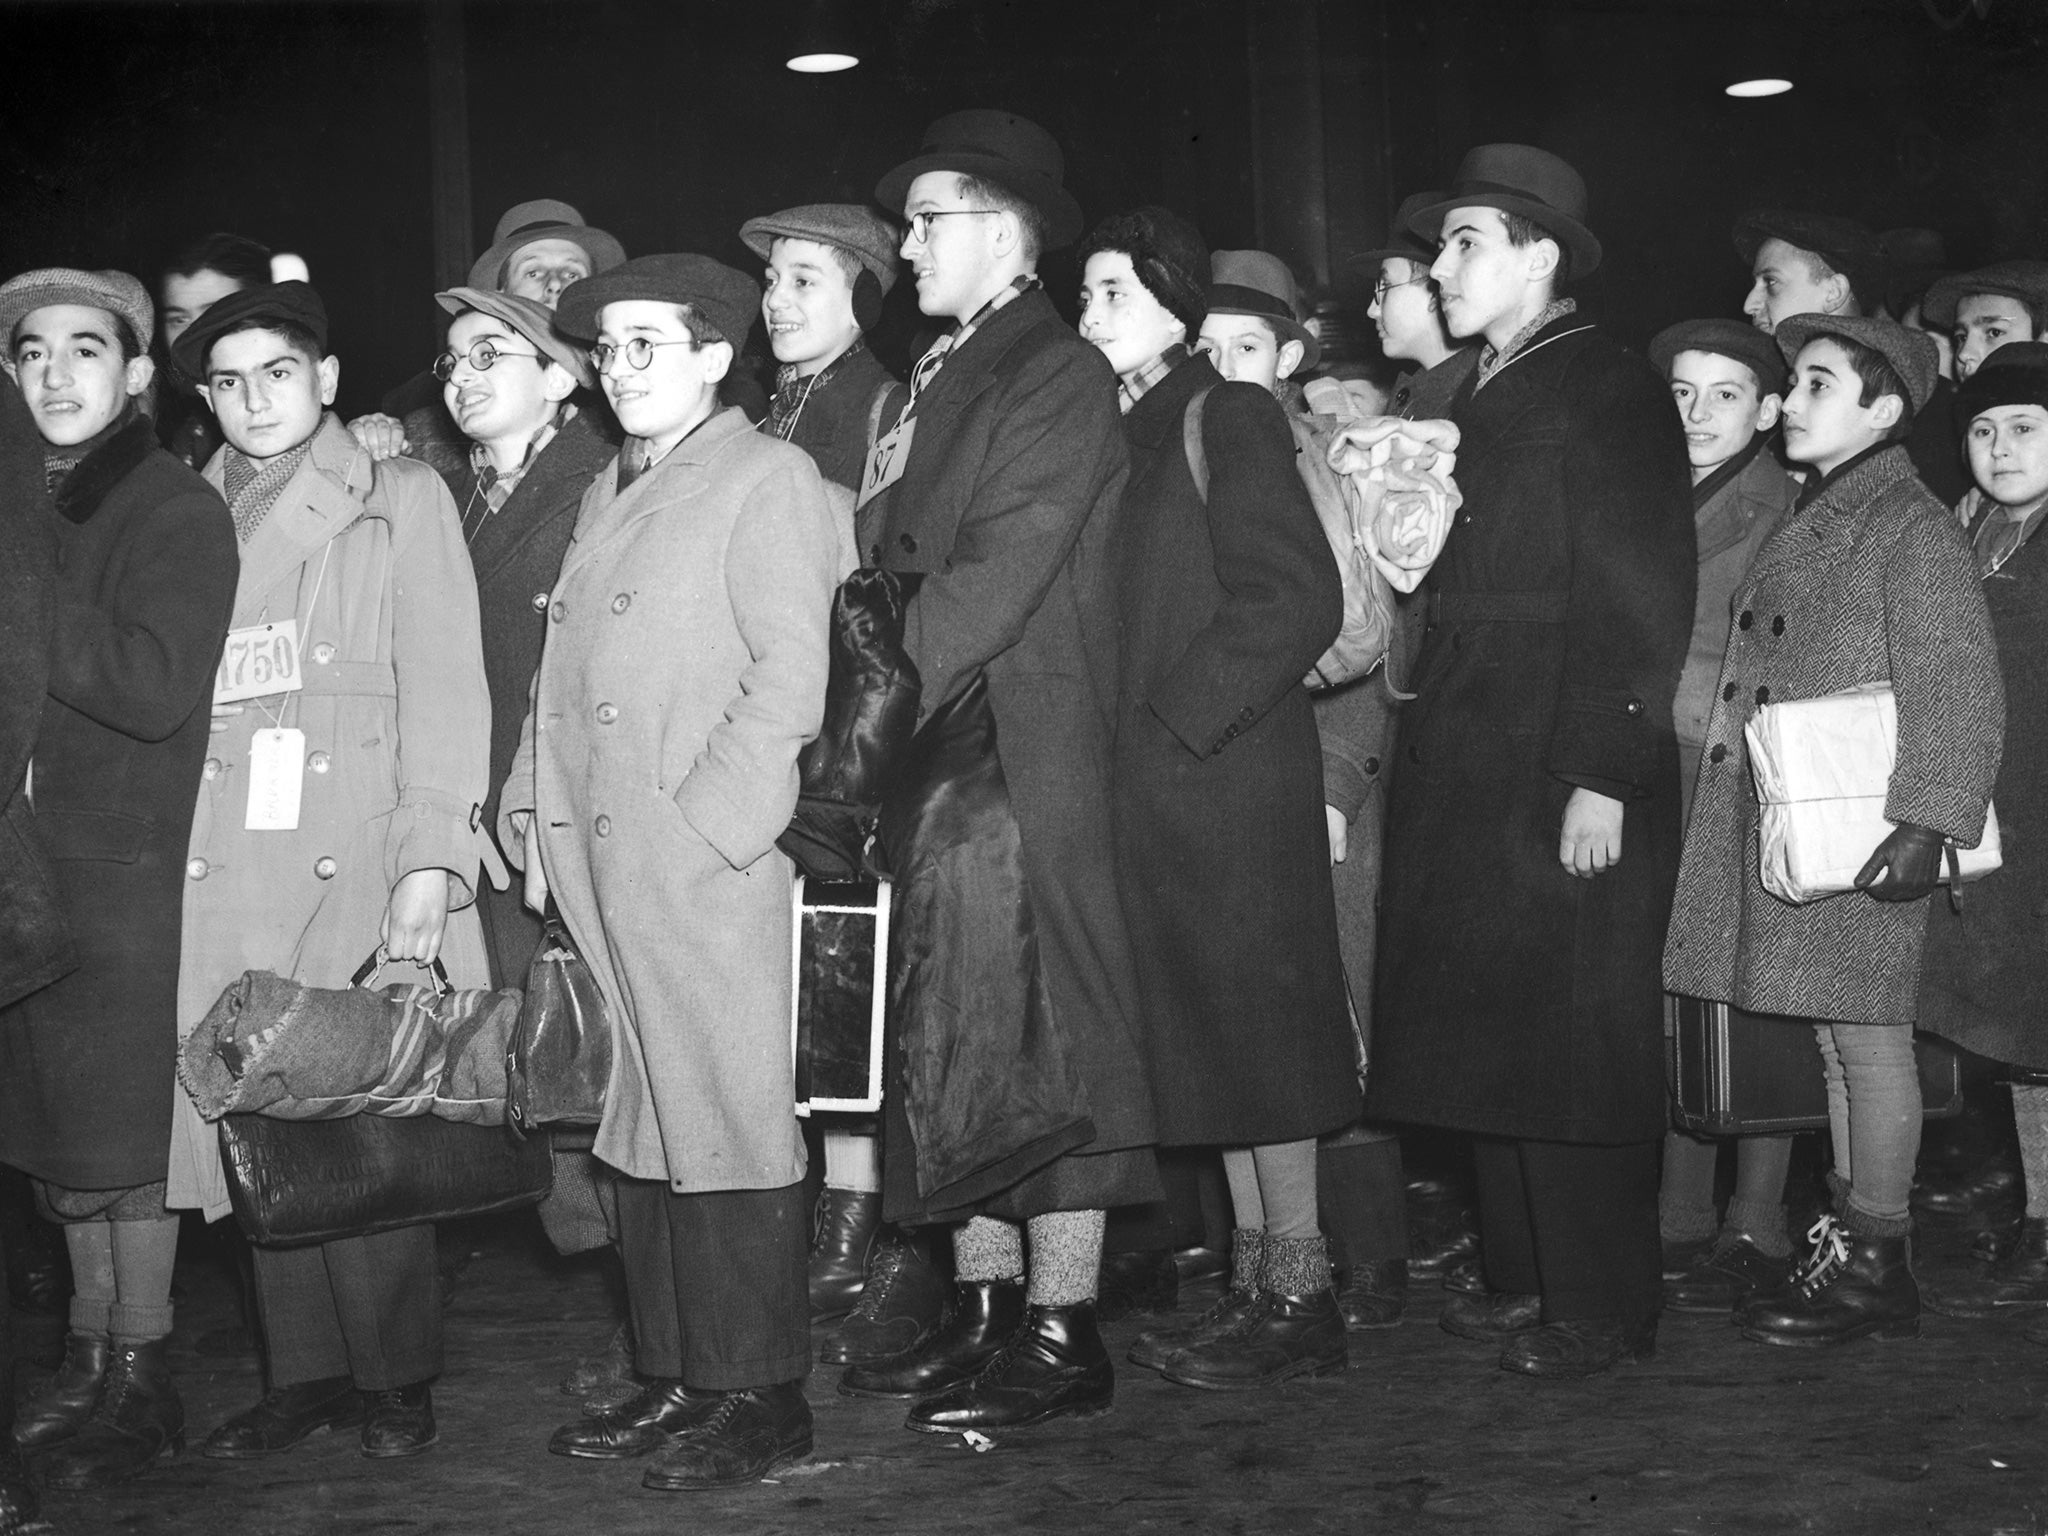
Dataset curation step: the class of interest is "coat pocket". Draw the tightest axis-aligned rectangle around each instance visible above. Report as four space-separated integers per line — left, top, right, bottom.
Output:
36 808 152 864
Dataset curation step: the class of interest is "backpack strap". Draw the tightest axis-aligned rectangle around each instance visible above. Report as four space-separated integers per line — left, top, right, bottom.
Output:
1182 386 1213 502
867 380 901 458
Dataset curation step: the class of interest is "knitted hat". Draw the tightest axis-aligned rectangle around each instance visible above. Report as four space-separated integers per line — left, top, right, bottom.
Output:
1407 145 1601 277
0 268 153 356
1078 206 1210 340
468 199 627 293
1774 312 1940 415
739 204 901 295
170 281 328 380
1732 210 1882 309
434 286 595 390
1955 340 2048 425
1649 317 1789 396
876 109 1086 250
1206 249 1320 372
1920 260 2048 332
553 254 760 351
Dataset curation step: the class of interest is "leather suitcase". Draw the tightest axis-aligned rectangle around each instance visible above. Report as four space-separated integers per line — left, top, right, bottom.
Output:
792 877 890 1113
1669 995 1962 1135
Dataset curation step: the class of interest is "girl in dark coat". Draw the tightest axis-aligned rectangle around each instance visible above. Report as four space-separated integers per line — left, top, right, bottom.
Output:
1080 209 1355 1392
0 268 237 1486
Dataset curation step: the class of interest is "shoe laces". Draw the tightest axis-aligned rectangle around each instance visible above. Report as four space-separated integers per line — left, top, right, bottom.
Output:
365 1388 413 1413
692 1391 748 1437
1792 1215 1851 1297
846 1245 905 1320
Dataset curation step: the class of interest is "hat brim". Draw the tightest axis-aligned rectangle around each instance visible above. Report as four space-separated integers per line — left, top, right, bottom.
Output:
433 287 595 390
875 153 1084 250
739 218 900 295
552 269 758 350
1348 243 1433 269
1203 301 1321 373
1772 314 1936 415
1921 277 2048 331
467 225 628 293
1408 193 1602 278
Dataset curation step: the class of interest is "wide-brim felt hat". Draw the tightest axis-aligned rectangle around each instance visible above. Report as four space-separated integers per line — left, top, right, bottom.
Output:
1921 260 2048 331
0 267 153 355
739 204 902 294
1350 191 1443 269
434 286 595 390
467 199 627 293
553 254 761 353
875 108 1085 250
1407 145 1601 277
169 280 328 381
1955 340 2048 425
1649 317 1789 395
1206 249 1320 372
1774 312 1939 416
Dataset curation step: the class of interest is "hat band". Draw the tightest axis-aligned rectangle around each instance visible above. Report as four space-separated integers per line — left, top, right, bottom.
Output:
504 220 576 242
1446 180 1578 222
1207 284 1298 324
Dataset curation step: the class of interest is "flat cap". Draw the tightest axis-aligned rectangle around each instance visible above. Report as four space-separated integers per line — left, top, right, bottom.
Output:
1649 317 1789 396
170 281 328 381
0 268 153 356
739 205 902 295
468 199 626 293
1920 260 2048 331
1732 209 1882 306
1774 312 1940 416
553 254 760 352
1955 339 2048 426
434 286 595 390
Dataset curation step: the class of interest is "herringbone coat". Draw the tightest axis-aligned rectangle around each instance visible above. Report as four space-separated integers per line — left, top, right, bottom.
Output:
1663 446 2003 1024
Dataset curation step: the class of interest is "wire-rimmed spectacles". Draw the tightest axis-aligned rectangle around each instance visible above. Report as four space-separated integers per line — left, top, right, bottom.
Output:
1372 273 1432 304
432 340 544 382
905 209 1000 243
589 337 695 373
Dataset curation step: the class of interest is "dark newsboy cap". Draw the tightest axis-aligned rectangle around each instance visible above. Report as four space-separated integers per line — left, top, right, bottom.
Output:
875 108 1085 251
1732 210 1882 308
1774 312 1940 416
1921 260 2048 332
1649 318 1789 396
170 281 328 380
552 254 761 352
1407 145 1601 277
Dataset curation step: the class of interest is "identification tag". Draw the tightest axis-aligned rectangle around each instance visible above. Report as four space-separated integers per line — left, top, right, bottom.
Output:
855 416 915 513
245 727 305 831
215 620 304 704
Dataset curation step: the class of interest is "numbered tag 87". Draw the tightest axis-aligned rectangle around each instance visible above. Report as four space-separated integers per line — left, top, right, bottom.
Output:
215 619 305 704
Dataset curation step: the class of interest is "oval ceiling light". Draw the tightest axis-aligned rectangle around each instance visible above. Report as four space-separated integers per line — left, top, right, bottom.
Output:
787 0 858 72
1726 78 1794 98
787 50 859 72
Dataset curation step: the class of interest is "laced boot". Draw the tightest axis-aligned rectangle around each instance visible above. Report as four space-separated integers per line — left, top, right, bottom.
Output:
820 1237 949 1366
1925 1216 2048 1319
1129 1227 1263 1372
12 1329 110 1450
1740 1214 1919 1347
808 1188 882 1325
40 1338 184 1488
1161 1236 1347 1390
838 1278 1023 1398
1336 1257 1407 1330
906 1303 1114 1434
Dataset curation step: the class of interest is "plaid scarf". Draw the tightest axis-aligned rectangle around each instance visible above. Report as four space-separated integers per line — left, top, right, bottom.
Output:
464 404 571 537
902 274 1040 416
1475 297 1579 389
766 341 867 443
222 438 315 544
1117 343 1189 415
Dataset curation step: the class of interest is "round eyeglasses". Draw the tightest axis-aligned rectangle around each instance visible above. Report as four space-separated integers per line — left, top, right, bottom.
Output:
432 340 544 382
588 338 696 373
1372 274 1432 304
905 209 1000 244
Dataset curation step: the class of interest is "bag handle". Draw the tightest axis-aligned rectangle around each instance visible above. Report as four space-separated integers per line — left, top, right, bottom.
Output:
1182 386 1212 502
349 947 451 996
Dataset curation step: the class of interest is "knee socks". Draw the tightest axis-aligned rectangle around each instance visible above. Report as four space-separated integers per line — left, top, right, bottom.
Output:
1725 1135 1794 1257
822 1130 881 1195
952 1216 1025 1282
1024 1210 1105 1307
2012 1085 2048 1220
65 1221 116 1336
109 1214 181 1341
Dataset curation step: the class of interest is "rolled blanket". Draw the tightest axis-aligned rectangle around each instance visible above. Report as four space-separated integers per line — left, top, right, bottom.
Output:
179 968 523 1125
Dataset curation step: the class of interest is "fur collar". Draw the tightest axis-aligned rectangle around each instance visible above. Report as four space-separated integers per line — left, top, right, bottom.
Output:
53 414 156 526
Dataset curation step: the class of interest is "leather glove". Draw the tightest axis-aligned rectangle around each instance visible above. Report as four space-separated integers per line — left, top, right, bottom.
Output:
1853 821 1947 902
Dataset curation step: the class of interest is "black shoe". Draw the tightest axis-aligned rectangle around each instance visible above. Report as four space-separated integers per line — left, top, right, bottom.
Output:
1160 1290 1348 1391
1665 1235 1788 1314
1094 1249 1177 1321
40 1338 184 1489
809 1189 882 1325
907 1304 1113 1435
550 1378 726 1458
360 1383 436 1459
1128 1288 1263 1373
0 1443 36 1536
12 1329 110 1450
202 1376 365 1459
1408 1221 1480 1281
641 1383 812 1491
1911 1152 2021 1220
1926 1216 2048 1318
1500 1318 1656 1378
1440 1257 1487 1297
1439 1289 1541 1342
820 1238 950 1367
1660 1232 1716 1280
1336 1257 1407 1330
839 1279 1023 1399
1740 1217 1919 1348
1172 1246 1228 1287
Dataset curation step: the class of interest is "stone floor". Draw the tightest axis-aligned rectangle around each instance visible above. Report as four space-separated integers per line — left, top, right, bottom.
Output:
16 1142 2048 1536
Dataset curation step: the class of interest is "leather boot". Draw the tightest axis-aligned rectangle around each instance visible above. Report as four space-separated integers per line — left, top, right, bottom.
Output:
809 1189 882 1325
558 1319 636 1402
1926 1216 2048 1318
820 1237 949 1366
1336 1257 1407 1330
202 1375 365 1458
839 1278 1023 1399
550 1378 728 1458
1159 1235 1347 1390
1740 1216 1920 1347
359 1383 436 1459
641 1382 812 1491
906 1303 1114 1434
1094 1249 1177 1321
40 1338 184 1488
0 1441 35 1536
12 1329 110 1450
1130 1227 1262 1372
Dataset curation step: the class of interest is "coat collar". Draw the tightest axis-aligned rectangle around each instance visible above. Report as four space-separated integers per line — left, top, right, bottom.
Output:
213 415 379 611
1471 310 1596 392
1745 445 1919 584
49 412 156 526
1694 443 1793 563
465 407 615 586
558 406 753 583
1123 351 1218 450
906 286 1059 435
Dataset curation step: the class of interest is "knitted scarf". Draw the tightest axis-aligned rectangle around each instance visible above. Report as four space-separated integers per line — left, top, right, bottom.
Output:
222 438 314 544
1475 297 1579 389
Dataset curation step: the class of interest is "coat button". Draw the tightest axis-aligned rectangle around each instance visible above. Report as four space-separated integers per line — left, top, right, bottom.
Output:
307 751 330 773
311 641 336 664
1239 706 1254 722
1738 611 1754 630
595 703 619 724
595 815 612 837
1625 698 1643 715
1723 682 1736 701
612 593 631 614
531 592 549 613
186 857 209 880
1755 686 1771 705
868 544 883 565
551 600 567 622
313 856 338 880
1710 744 1728 764
202 757 222 780
1772 615 1785 636
1364 756 1381 776
898 532 918 554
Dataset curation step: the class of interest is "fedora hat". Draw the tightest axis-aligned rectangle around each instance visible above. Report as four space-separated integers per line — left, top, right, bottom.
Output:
434 286 595 391
467 199 627 293
1407 145 1601 277
1350 191 1443 270
875 109 1085 251
1206 249 1320 372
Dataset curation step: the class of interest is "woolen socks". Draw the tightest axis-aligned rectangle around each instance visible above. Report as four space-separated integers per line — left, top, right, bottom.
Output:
953 1216 1025 1283
1261 1234 1334 1296
108 1215 180 1341
1025 1210 1106 1307
2012 1085 2048 1220
1229 1227 1266 1295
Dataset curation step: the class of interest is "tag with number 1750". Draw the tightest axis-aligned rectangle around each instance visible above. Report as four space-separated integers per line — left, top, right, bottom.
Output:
215 619 304 704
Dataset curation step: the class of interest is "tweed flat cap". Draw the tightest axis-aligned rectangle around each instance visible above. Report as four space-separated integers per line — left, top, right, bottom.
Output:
1956 340 2048 424
1732 210 1882 307
0 268 153 356
739 205 902 295
434 286 595 390
468 199 627 293
1774 312 1940 415
170 281 328 380
553 254 760 351
1921 260 2048 332
1206 249 1320 372
1649 318 1789 396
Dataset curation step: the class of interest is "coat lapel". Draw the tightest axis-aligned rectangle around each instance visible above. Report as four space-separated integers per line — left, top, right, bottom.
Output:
555 408 748 585
216 418 376 620
466 411 613 588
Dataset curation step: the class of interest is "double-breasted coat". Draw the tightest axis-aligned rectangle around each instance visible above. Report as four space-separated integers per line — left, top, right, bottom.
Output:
1108 356 1357 1146
169 418 495 1218
1368 316 1696 1145
0 414 236 1190
1664 446 2003 1026
502 407 840 1194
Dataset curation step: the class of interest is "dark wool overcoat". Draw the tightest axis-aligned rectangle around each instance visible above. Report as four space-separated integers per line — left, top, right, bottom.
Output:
1368 316 1696 1145
1921 499 2048 1068
0 416 236 1190
1109 357 1356 1146
1664 447 2002 1025
866 285 1158 1217
783 345 908 495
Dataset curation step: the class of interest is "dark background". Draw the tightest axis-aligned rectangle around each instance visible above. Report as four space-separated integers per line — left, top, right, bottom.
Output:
1 0 2042 415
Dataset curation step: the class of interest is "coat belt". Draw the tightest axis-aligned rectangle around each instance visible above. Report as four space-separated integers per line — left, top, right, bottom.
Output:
1428 589 1571 625
298 661 398 699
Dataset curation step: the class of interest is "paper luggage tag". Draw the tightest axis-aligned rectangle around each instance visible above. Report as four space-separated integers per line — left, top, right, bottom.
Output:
855 417 915 512
245 727 305 831
216 619 304 704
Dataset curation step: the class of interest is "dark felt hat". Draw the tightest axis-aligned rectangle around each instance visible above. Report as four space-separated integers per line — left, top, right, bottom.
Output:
1407 145 1601 277
875 109 1085 250
1921 260 2048 331
1078 206 1211 340
1205 249 1320 372
1955 339 2048 425
1649 317 1789 396
170 280 328 380
467 199 627 293
1350 191 1444 268
1731 209 1882 308
433 286 595 391
1774 312 1940 416
738 204 902 294
552 254 760 351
